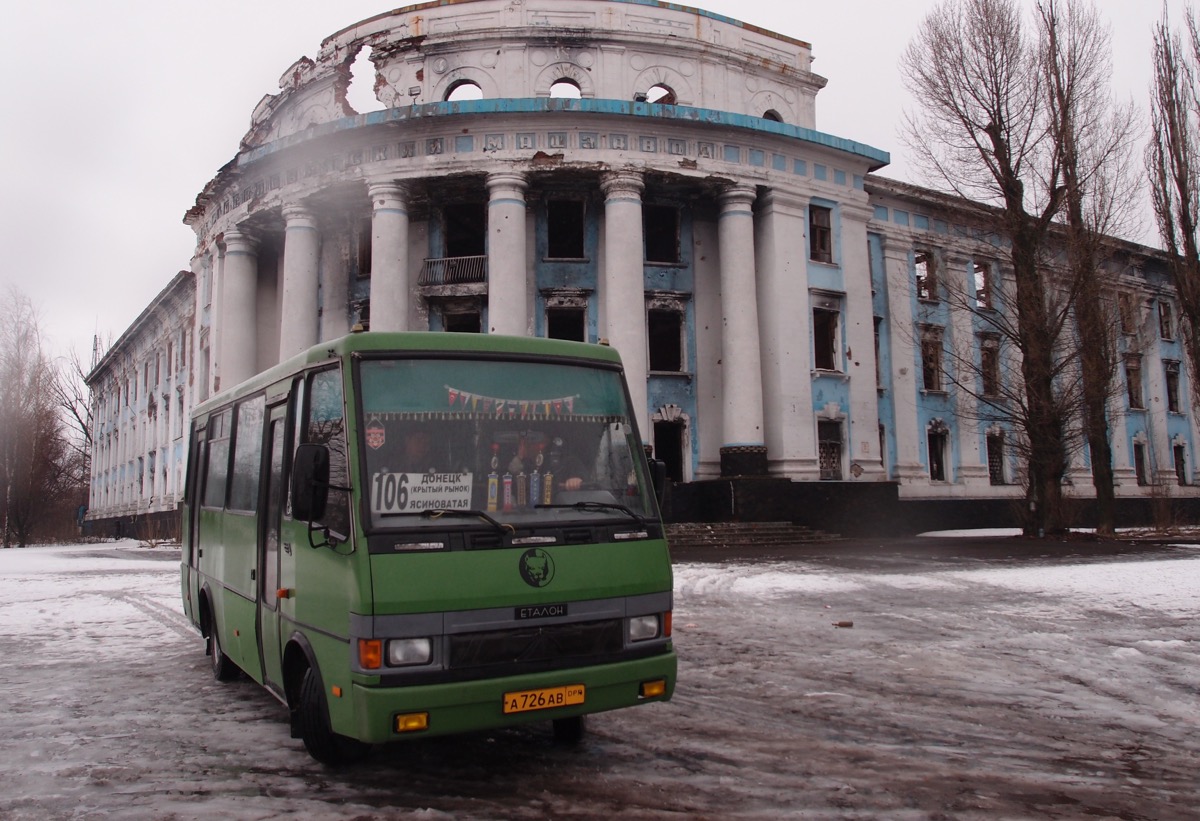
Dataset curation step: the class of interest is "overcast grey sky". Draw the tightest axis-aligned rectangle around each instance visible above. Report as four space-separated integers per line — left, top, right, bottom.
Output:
0 0 1178 364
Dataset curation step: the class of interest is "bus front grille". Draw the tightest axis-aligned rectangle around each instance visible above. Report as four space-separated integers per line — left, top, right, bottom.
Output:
448 619 624 669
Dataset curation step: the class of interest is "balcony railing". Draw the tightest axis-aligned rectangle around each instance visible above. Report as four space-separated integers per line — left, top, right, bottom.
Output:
418 255 488 285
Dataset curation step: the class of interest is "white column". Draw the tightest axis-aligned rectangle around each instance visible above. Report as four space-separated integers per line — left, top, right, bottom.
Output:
1146 352 1175 484
220 229 259 389
368 182 410 332
486 172 529 336
717 184 767 475
945 252 986 484
883 241 924 483
279 204 320 360
755 189 817 478
601 170 649 435
840 201 887 481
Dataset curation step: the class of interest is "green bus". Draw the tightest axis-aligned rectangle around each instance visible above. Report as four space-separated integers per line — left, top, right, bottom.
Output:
180 331 676 763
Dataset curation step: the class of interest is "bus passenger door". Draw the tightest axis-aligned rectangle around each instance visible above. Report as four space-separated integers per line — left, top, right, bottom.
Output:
258 403 288 694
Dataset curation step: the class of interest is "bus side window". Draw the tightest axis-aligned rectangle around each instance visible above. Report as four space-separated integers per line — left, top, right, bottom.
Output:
203 409 233 509
285 377 305 520
228 395 266 512
306 369 350 539
228 393 266 508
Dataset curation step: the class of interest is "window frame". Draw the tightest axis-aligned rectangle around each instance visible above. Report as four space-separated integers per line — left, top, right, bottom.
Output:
1159 300 1175 340
1125 356 1144 410
915 250 938 302
921 325 944 392
808 205 833 264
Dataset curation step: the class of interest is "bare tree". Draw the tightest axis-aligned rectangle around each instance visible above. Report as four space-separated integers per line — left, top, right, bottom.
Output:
901 0 1071 534
52 344 104 491
1040 0 1140 534
1148 5 1200 408
0 289 75 546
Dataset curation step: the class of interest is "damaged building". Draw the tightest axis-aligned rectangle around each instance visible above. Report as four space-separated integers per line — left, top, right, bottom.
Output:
86 0 1200 537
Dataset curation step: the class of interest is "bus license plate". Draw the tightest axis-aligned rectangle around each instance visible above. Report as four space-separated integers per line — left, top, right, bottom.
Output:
503 684 586 714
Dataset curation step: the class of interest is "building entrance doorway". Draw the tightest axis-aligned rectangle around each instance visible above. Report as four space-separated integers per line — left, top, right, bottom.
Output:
653 420 686 483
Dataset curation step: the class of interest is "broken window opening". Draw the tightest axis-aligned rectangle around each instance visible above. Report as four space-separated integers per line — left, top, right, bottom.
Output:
921 326 944 392
762 110 783 122
443 203 487 258
1118 293 1135 335
813 307 840 371
1166 360 1181 413
974 260 994 310
550 79 582 99
643 205 681 264
927 428 948 482
645 84 676 105
546 307 586 342
1175 444 1188 486
445 81 484 102
443 310 482 334
346 48 384 113
980 335 1001 396
915 250 937 302
809 205 833 263
647 308 684 372
1134 442 1149 486
1159 300 1175 340
546 199 586 259
1125 356 1144 410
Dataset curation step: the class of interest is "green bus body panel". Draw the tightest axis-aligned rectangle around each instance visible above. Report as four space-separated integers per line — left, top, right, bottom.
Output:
369 541 673 614
346 653 677 743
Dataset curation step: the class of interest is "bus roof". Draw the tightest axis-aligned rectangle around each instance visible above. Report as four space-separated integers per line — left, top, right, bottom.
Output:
193 332 626 417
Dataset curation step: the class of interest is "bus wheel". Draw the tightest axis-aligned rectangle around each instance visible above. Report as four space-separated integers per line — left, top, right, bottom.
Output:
552 715 587 745
208 617 238 682
297 666 370 766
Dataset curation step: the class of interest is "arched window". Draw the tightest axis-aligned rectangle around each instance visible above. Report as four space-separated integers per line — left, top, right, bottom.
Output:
445 81 483 102
762 109 783 122
646 84 676 105
550 79 582 99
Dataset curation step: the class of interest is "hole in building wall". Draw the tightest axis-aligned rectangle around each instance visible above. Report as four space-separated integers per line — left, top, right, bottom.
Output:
550 79 582 99
346 48 384 113
646 84 676 104
763 109 783 122
446 81 484 102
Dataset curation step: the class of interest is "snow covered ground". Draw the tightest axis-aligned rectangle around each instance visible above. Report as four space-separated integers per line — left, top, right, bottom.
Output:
1 539 1197 819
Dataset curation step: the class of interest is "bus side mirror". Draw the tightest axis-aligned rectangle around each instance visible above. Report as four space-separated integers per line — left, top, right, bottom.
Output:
292 443 330 522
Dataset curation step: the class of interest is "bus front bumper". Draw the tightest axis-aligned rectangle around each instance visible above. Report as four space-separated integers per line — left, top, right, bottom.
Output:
347 652 677 743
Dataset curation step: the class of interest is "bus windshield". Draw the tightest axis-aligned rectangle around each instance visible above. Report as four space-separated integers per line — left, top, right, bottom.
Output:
357 357 656 530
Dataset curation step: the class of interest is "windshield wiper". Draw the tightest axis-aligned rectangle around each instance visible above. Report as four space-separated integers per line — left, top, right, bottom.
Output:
536 501 645 523
378 508 513 534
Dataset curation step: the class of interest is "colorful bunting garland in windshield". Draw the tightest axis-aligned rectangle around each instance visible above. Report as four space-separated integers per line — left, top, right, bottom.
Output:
446 385 578 418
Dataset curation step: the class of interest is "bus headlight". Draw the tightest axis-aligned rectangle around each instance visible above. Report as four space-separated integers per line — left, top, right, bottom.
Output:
628 614 660 642
387 638 432 666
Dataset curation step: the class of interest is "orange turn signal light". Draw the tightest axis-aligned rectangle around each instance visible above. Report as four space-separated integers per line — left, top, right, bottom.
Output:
395 712 429 733
663 610 673 637
358 639 383 670
639 678 667 699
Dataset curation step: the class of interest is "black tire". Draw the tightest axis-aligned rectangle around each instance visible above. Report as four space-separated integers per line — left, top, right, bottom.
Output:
208 616 239 682
552 715 587 745
296 666 370 766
